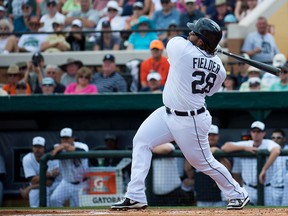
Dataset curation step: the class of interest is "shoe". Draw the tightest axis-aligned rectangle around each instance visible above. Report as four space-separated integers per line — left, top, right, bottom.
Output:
111 198 148 210
227 196 250 210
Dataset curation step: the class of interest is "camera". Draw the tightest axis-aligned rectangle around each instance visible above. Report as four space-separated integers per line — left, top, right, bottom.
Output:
16 82 27 90
32 52 43 67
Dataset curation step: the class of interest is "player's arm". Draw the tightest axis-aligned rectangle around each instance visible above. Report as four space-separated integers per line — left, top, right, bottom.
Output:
151 143 175 155
221 142 257 153
259 146 281 184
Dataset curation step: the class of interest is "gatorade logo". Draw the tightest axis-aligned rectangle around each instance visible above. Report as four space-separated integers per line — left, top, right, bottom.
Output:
93 176 110 192
87 172 117 194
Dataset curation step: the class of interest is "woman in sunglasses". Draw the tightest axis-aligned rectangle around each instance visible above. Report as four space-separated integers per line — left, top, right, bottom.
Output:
64 66 98 94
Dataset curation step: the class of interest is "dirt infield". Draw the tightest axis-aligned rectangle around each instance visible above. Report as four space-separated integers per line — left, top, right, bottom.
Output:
1 208 288 216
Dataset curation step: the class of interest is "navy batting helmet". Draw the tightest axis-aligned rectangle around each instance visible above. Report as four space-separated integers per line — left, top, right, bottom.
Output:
187 18 222 51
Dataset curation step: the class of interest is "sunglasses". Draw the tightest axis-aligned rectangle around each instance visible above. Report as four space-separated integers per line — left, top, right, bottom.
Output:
21 6 30 10
47 71 57 75
133 7 143 10
8 74 19 77
251 129 262 133
0 27 9 31
42 84 54 87
47 3 57 7
108 8 117 12
79 75 90 79
271 136 283 140
161 0 170 4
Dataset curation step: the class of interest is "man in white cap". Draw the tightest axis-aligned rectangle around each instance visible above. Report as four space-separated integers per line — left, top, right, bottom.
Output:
222 121 281 206
50 128 89 207
66 19 86 51
21 136 60 207
141 72 163 92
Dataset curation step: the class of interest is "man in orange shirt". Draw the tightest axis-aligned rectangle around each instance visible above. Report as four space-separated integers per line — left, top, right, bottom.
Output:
2 64 31 95
140 40 170 88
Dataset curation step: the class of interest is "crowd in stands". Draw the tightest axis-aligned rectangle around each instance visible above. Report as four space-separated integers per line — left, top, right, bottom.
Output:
0 0 287 96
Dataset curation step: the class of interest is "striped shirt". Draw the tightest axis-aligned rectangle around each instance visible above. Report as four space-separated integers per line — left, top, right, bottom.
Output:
92 72 127 93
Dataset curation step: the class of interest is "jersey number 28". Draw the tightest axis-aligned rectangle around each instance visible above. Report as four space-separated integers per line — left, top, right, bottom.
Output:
191 71 216 94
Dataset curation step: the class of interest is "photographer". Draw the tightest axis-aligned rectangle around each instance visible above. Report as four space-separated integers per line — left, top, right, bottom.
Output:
23 52 45 93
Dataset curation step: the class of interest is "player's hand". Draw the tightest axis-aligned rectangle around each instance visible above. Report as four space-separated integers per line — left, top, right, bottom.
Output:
51 145 64 156
259 169 266 184
243 146 258 153
253 47 262 54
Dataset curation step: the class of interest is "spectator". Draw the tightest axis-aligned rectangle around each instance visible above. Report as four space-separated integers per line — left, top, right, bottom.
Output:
40 19 71 52
218 72 238 91
150 0 177 17
39 77 57 95
262 53 284 88
13 1 34 36
18 16 48 53
50 128 89 207
61 0 81 15
92 54 128 93
0 19 19 54
2 64 31 95
247 77 261 91
194 124 230 207
236 0 257 21
141 72 164 92
65 0 99 30
40 0 65 32
0 5 8 20
0 153 5 206
210 0 231 28
270 129 288 206
270 64 288 91
126 16 158 50
43 64 66 93
150 143 190 206
95 0 126 38
124 1 144 30
140 40 169 88
66 19 86 51
22 136 60 207
151 0 180 40
94 20 120 50
23 52 46 93
221 121 281 206
235 53 250 88
234 0 248 21
64 67 98 94
238 66 267 91
241 16 279 64
179 0 205 36
92 0 109 17
219 13 238 48
59 58 83 87
162 22 181 47
7 0 37 20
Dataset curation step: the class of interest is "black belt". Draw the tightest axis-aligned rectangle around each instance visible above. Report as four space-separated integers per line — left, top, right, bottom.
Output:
243 182 271 189
165 106 205 116
70 177 87 185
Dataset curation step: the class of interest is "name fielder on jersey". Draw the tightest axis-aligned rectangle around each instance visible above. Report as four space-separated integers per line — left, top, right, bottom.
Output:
192 57 221 74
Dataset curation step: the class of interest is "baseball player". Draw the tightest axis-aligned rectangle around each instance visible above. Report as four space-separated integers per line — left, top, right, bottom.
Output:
111 18 249 210
22 136 60 207
221 121 281 206
50 128 89 207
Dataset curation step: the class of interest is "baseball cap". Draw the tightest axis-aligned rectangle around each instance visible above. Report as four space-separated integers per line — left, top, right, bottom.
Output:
105 133 117 140
22 0 34 6
0 6 6 12
224 14 237 23
60 128 73 138
273 53 286 67
133 2 144 8
208 125 219 134
150 40 164 50
147 72 161 81
42 77 55 86
215 0 226 6
248 77 261 87
247 66 260 74
72 19 82 28
103 54 115 62
32 136 45 146
52 18 64 26
185 0 196 3
251 121 265 131
102 20 111 28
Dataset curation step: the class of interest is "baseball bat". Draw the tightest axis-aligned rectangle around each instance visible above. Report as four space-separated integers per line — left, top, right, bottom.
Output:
217 49 281 76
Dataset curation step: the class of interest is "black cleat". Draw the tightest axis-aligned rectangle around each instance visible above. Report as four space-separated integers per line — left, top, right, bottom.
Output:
227 196 250 210
111 198 148 210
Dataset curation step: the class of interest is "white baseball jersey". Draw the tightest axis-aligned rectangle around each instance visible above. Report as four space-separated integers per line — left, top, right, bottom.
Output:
163 36 226 110
231 139 280 186
53 142 89 183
